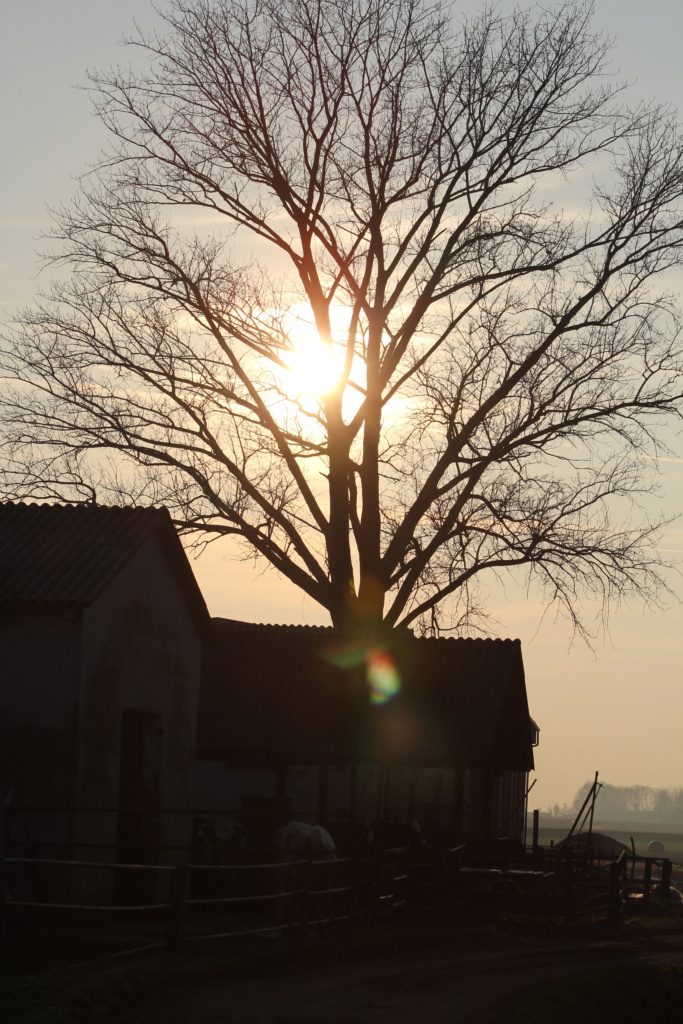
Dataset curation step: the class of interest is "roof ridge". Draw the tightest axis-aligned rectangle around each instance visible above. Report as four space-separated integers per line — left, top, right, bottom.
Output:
414 635 521 644
0 500 168 514
212 617 334 632
210 617 519 643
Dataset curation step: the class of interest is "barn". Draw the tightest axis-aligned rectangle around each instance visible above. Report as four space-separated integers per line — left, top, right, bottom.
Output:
0 501 212 893
0 500 539 877
195 618 539 848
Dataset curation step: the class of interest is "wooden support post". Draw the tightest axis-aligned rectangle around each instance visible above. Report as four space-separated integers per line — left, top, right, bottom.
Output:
0 858 6 975
609 857 621 923
452 766 464 836
166 863 189 950
587 771 598 838
383 765 391 820
371 836 383 927
349 850 358 922
317 763 329 826
276 764 288 829
532 809 540 854
614 850 627 921
375 765 385 820
565 851 574 927
481 769 493 838
301 858 312 930
349 763 357 827
643 859 652 904
661 858 672 903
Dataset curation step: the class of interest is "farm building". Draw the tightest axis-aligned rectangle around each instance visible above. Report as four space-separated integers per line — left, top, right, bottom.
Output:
1 500 539 883
0 501 211 895
195 618 538 846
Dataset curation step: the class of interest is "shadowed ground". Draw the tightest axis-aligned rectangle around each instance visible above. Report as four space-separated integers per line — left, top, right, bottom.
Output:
112 928 683 1024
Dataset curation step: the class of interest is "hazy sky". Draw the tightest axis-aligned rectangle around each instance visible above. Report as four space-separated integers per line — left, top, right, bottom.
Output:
1 0 682 809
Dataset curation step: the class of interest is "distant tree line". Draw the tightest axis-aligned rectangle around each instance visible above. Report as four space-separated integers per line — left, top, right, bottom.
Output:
548 783 683 821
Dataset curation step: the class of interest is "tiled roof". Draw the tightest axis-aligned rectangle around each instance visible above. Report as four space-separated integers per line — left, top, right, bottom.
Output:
198 619 534 770
0 502 212 634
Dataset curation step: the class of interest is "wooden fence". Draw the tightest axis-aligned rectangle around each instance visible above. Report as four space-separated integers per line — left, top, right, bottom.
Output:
410 846 677 924
623 852 674 904
411 849 625 924
0 845 410 972
0 843 677 973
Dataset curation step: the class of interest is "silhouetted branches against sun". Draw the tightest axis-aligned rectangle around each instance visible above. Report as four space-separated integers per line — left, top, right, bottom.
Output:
2 0 683 634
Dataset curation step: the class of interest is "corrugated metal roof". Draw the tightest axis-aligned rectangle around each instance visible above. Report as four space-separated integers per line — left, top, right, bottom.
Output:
198 619 534 770
0 502 212 635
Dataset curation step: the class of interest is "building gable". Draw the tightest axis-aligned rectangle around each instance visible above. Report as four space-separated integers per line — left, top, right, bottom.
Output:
0 502 212 639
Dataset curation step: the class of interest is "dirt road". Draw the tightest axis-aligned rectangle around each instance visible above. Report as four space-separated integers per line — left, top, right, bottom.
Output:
114 933 683 1024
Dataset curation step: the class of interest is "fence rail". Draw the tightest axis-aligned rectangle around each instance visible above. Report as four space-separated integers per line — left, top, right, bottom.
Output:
1 841 678 973
5 857 175 872
0 846 402 971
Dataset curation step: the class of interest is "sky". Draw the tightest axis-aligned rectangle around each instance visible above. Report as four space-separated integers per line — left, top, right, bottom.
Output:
1 0 682 811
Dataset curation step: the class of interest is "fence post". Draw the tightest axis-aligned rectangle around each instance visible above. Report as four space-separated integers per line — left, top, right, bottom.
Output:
301 859 312 930
643 859 652 905
371 843 382 926
608 856 623 923
349 854 357 923
0 857 6 975
661 859 672 904
565 850 573 926
166 864 189 950
532 809 539 855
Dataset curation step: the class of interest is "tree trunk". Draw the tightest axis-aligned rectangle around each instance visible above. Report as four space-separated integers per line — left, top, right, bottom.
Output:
356 315 385 629
326 392 356 628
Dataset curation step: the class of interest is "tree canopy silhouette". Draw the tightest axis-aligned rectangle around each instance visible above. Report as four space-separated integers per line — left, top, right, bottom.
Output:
2 0 683 633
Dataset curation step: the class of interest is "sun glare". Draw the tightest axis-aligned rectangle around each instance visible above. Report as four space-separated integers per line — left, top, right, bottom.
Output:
280 303 360 398
288 334 337 397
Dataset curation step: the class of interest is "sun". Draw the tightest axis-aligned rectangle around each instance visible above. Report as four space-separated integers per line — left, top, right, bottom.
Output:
286 315 339 397
288 337 337 396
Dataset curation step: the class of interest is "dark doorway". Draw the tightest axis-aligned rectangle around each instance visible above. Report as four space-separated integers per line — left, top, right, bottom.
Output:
114 709 163 904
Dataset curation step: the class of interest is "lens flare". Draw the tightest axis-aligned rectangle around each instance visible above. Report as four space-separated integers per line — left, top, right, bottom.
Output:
322 640 402 705
366 648 402 705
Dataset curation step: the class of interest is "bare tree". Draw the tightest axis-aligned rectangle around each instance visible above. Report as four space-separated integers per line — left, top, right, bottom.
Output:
2 0 683 633
570 782 683 822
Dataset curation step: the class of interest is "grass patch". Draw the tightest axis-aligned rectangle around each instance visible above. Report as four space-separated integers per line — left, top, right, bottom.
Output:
497 959 683 1024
